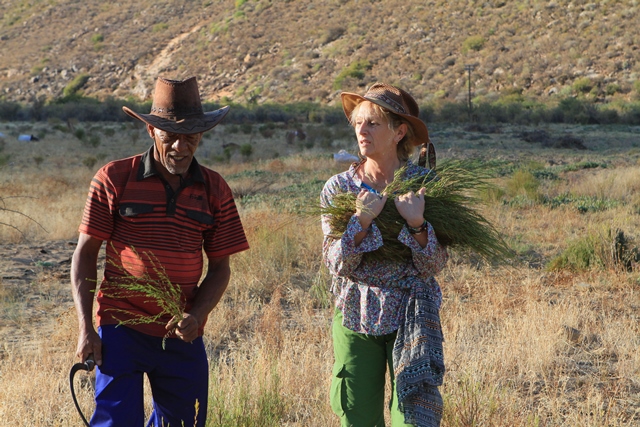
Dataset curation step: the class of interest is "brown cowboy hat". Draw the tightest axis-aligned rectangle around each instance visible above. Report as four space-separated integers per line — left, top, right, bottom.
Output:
340 82 430 147
122 76 229 134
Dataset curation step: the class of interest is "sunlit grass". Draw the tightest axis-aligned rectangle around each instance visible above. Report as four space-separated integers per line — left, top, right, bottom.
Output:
0 123 638 425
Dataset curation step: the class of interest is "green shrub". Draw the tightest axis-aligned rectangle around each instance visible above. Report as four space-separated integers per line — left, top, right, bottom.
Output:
333 60 371 90
152 23 168 32
74 128 86 141
63 74 91 98
240 143 253 158
547 228 637 272
258 124 276 138
505 169 540 201
90 34 104 44
462 35 486 53
605 83 621 96
319 26 345 45
573 77 593 94
85 134 101 147
547 233 603 271
82 156 97 169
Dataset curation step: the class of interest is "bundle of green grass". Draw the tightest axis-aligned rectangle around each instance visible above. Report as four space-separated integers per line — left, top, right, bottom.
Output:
322 160 513 264
99 248 185 349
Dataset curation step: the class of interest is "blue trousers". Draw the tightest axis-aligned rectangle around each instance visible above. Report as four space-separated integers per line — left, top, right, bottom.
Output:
91 325 209 427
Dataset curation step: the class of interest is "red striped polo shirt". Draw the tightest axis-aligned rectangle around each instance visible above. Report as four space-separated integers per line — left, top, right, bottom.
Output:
79 146 249 337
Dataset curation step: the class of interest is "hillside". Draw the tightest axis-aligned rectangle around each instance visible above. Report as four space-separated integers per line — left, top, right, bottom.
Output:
1 0 640 108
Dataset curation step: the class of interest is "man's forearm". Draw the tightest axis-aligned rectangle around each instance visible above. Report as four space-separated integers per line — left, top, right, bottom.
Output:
71 258 98 332
71 234 102 332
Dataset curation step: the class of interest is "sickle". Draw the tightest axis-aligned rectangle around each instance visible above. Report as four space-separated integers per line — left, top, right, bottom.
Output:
69 357 95 427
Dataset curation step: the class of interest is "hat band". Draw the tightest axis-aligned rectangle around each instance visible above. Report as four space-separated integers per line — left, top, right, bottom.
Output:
366 94 407 115
151 105 203 117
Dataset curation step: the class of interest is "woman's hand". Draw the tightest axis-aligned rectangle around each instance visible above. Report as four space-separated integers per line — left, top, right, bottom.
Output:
355 189 387 229
395 187 426 227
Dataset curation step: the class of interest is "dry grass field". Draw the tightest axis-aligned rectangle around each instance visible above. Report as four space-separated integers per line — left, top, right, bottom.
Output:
0 120 639 426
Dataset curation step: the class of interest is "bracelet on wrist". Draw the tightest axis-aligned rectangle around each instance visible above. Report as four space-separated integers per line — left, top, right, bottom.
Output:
407 219 428 235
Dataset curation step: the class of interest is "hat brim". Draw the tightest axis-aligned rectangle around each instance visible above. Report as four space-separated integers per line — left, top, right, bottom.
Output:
122 105 230 134
341 92 429 146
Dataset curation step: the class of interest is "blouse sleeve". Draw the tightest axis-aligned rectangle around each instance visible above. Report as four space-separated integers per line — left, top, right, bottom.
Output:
320 179 383 277
397 222 449 277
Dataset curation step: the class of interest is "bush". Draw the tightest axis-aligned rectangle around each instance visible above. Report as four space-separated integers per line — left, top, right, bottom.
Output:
74 128 86 141
461 35 486 53
84 134 101 147
573 77 593 94
506 169 540 201
152 23 168 32
547 233 603 271
333 60 371 90
319 26 345 45
82 156 97 169
436 102 470 123
605 83 621 96
550 97 602 124
240 143 253 158
0 101 21 120
547 228 638 272
62 74 91 98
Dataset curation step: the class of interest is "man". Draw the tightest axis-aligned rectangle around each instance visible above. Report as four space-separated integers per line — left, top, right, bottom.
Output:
71 76 249 426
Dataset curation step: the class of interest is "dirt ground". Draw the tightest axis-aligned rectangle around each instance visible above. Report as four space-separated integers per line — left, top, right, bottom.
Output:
0 239 105 352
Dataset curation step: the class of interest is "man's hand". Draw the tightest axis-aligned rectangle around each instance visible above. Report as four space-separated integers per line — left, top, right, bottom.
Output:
71 233 104 366
76 328 103 366
167 313 200 343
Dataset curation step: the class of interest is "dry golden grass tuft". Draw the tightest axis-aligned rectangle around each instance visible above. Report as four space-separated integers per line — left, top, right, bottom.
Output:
0 122 638 425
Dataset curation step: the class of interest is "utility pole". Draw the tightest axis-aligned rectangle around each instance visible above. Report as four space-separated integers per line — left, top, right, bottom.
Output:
464 64 474 122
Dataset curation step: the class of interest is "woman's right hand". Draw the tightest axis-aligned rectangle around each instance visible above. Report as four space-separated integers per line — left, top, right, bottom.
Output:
355 189 387 230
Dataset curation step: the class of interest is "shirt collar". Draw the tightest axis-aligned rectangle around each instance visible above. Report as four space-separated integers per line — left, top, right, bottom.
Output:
137 145 205 183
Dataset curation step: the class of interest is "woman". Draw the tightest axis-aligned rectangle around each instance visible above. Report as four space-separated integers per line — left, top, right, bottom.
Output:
321 83 448 427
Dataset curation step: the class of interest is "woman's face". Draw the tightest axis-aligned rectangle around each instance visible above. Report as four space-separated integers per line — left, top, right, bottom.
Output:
353 101 405 162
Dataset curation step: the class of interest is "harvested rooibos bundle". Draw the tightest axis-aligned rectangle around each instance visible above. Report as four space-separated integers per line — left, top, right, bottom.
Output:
322 160 513 264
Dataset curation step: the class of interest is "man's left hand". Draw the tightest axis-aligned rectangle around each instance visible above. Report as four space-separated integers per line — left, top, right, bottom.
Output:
167 313 200 343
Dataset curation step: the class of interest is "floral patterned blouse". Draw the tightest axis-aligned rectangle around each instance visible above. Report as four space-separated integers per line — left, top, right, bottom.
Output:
321 160 449 336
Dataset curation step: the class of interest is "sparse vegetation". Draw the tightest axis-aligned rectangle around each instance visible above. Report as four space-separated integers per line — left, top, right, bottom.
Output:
1 0 640 114
0 121 638 425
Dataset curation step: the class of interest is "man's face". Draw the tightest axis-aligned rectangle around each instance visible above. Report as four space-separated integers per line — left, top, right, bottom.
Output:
148 125 203 176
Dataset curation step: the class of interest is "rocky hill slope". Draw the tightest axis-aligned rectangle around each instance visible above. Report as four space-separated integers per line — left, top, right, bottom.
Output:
1 0 639 107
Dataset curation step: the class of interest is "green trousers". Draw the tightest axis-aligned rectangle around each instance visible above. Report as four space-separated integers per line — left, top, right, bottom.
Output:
330 309 414 427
